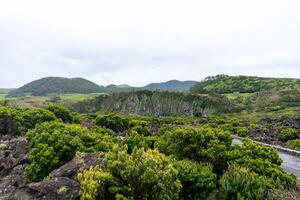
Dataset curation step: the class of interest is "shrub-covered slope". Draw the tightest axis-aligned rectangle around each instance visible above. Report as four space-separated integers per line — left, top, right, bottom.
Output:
191 75 300 94
8 77 105 97
72 90 231 117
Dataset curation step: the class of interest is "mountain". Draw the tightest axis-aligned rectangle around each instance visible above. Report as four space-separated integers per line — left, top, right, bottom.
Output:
0 88 14 94
6 77 198 97
191 75 300 94
143 80 196 91
105 84 137 93
8 77 105 97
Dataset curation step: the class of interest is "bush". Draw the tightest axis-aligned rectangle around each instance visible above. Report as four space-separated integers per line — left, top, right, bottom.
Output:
25 121 117 181
278 128 298 141
78 147 182 200
288 139 300 150
219 165 273 200
0 106 57 136
236 127 249 137
123 130 156 153
230 139 297 189
19 108 57 130
95 114 130 133
156 127 232 174
174 160 217 199
0 107 21 136
47 103 79 123
128 120 150 135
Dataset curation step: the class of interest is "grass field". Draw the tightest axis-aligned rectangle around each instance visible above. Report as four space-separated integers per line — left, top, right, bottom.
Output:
2 93 106 108
58 93 105 101
0 93 8 100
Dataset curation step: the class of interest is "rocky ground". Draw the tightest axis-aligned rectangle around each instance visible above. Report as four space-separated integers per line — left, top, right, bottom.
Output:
0 137 104 200
248 117 300 147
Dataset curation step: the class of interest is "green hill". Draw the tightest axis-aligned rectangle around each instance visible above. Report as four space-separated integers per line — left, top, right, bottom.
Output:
8 77 105 97
191 75 300 94
144 80 196 91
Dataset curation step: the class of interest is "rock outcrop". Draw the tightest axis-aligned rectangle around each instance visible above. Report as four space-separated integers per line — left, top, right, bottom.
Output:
0 137 104 200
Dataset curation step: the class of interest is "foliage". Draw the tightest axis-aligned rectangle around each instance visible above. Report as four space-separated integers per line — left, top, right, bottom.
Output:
278 128 298 141
122 130 156 153
156 127 232 174
128 120 150 135
288 139 300 150
219 164 273 200
174 160 217 199
96 114 130 132
191 75 300 94
0 106 21 135
0 106 56 136
19 108 57 130
78 147 182 200
230 139 296 189
47 103 80 123
25 121 117 181
73 90 232 117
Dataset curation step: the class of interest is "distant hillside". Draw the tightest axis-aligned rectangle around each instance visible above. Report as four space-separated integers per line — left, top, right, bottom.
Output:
0 88 14 94
105 84 137 93
144 80 196 91
71 90 231 117
191 75 300 94
8 77 105 97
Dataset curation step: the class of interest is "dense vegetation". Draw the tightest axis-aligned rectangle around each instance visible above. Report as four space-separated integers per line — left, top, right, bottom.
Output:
0 105 298 200
73 90 231 117
191 75 300 94
1 75 300 199
8 77 105 97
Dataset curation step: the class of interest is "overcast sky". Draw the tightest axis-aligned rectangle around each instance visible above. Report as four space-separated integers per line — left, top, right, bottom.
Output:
1 0 300 87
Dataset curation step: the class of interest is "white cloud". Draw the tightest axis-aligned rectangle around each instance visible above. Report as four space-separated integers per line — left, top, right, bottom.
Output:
0 0 300 87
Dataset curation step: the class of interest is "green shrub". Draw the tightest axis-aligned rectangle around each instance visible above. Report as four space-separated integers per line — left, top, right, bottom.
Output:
47 103 79 123
128 120 150 135
123 130 156 153
0 106 57 136
25 121 117 181
230 139 296 189
156 127 232 174
278 128 298 141
288 139 300 150
0 107 21 136
219 164 273 200
174 160 217 199
236 127 249 137
19 108 57 130
78 147 182 200
95 114 130 133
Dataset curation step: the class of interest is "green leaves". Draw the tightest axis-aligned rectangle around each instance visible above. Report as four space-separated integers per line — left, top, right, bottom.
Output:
0 106 57 136
229 139 296 189
78 147 182 200
156 127 232 174
47 103 79 123
220 165 273 200
278 128 298 141
174 160 217 199
25 121 117 182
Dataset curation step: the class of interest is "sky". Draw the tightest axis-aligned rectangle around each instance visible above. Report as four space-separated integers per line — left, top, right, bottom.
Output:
1 0 300 88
